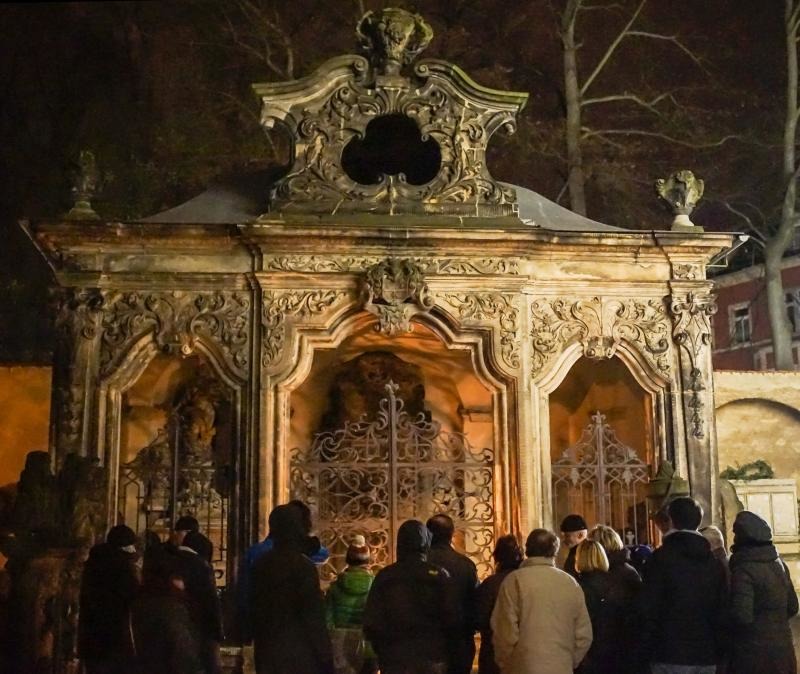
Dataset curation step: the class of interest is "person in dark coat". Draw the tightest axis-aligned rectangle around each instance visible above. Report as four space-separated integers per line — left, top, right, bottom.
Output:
475 535 523 674
586 526 644 674
729 510 798 674
78 524 141 674
250 504 334 674
559 514 588 578
641 497 728 674
363 519 460 674
426 514 478 674
129 551 205 674
574 539 611 674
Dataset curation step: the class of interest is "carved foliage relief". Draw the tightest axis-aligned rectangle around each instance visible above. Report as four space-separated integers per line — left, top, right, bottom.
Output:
669 291 717 439
440 293 520 370
261 290 345 367
99 291 251 379
264 255 520 275
529 297 672 379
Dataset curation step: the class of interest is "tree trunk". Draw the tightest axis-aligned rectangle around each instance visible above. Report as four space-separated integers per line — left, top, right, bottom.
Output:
562 0 587 216
767 0 799 370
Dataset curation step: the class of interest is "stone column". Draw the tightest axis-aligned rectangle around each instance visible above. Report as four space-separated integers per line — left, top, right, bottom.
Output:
668 280 719 523
50 288 104 463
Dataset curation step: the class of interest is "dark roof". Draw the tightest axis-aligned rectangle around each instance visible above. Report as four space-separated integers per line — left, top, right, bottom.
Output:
139 172 623 232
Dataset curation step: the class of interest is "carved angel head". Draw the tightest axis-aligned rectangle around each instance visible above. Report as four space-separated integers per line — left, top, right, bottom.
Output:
357 8 433 75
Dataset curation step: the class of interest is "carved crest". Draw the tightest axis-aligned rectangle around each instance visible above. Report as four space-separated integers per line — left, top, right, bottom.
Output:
655 169 704 229
253 9 528 217
361 258 433 334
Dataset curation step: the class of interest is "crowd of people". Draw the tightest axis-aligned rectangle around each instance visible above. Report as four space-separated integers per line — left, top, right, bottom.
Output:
76 497 799 674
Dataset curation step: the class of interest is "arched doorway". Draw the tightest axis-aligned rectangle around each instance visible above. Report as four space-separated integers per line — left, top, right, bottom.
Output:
283 318 503 579
549 357 655 544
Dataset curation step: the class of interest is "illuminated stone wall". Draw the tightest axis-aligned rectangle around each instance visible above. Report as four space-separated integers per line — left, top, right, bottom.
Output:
0 366 51 487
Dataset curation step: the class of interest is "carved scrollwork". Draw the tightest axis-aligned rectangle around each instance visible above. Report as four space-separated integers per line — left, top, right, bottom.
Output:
262 290 344 366
669 290 717 438
99 291 251 379
440 292 520 369
361 259 433 335
253 9 527 217
265 255 519 275
529 297 672 379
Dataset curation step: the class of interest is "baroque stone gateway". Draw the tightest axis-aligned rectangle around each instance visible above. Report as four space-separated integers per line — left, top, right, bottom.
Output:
16 7 736 671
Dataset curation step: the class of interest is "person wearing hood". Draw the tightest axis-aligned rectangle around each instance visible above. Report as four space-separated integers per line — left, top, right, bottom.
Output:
640 496 728 674
363 519 459 674
728 510 798 674
78 524 141 674
250 504 333 674
326 535 377 674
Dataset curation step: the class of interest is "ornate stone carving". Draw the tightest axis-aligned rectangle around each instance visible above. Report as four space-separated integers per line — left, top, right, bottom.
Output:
669 290 717 438
65 149 100 220
529 297 672 378
262 290 344 366
655 170 704 230
440 292 520 369
356 8 433 76
672 263 702 280
253 10 527 217
52 288 105 453
361 259 433 334
265 255 519 275
99 291 251 378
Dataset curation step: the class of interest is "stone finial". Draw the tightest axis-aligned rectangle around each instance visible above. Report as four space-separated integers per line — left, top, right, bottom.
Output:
66 150 100 221
356 8 433 76
655 170 704 231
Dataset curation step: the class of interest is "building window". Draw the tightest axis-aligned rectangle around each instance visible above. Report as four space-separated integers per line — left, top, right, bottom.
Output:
730 304 751 344
785 288 800 334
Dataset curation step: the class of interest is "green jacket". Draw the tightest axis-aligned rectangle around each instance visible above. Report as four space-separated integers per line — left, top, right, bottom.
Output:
326 566 373 628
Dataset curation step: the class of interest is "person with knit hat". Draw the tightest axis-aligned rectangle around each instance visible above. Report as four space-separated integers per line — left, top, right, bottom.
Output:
729 510 798 674
326 534 377 674
559 514 588 578
78 524 141 674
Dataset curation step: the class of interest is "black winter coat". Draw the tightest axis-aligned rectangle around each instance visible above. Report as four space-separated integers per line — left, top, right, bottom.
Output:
641 531 728 666
363 556 460 669
250 544 333 674
78 543 140 662
130 589 205 674
427 542 478 674
729 543 799 674
164 545 223 643
474 568 514 674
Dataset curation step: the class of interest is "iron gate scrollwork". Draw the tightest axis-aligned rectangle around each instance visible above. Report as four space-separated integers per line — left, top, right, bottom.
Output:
551 411 651 545
290 382 495 581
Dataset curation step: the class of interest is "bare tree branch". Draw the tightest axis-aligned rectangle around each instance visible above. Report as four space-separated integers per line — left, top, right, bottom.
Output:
625 31 706 72
581 92 673 116
580 127 741 148
718 201 768 244
580 0 647 96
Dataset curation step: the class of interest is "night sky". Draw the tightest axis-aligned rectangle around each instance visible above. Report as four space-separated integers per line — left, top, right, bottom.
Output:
0 0 784 364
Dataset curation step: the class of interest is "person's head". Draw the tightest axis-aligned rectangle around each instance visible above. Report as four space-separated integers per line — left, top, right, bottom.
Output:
667 496 703 532
346 534 371 567
106 524 137 552
397 519 433 561
288 499 313 535
268 504 305 547
493 534 524 571
525 529 560 559
588 524 623 554
560 514 588 548
170 515 200 546
700 525 726 552
575 539 610 574
183 530 213 563
652 507 672 535
427 514 455 546
733 510 772 547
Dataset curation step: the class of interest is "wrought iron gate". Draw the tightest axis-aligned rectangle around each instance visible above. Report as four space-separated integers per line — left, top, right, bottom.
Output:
118 414 229 585
290 382 495 580
551 411 651 544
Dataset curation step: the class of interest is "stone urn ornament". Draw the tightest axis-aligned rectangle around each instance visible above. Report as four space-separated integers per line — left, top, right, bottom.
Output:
655 169 704 231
